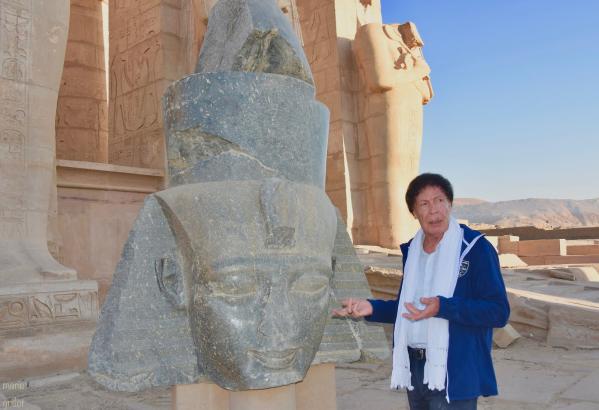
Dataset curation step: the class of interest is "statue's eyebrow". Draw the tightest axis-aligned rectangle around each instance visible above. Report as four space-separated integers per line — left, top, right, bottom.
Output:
207 256 331 278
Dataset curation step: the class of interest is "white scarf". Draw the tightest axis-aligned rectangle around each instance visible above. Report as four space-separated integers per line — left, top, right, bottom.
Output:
391 217 463 392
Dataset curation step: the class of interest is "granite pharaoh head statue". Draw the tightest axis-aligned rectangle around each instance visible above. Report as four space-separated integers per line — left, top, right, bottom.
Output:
154 176 336 390
88 0 359 392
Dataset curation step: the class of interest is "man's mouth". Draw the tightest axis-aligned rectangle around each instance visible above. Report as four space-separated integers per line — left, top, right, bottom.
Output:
248 348 298 369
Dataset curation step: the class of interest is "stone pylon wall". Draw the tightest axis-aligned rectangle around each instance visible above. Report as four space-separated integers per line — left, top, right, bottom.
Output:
56 0 109 163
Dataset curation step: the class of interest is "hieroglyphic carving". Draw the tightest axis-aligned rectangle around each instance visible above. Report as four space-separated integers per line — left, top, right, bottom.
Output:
0 298 27 327
108 6 163 167
0 0 30 240
0 290 98 329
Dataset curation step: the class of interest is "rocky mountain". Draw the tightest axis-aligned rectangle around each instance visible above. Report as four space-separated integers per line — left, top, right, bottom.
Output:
452 198 599 228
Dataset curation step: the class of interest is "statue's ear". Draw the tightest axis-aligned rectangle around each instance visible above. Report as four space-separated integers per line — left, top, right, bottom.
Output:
153 194 195 310
155 256 186 310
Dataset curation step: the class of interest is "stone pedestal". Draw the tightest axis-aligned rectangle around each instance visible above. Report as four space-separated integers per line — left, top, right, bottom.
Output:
172 364 337 410
0 280 99 381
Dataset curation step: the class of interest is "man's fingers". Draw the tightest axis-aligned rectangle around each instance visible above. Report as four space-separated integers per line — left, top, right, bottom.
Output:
403 302 427 321
333 299 357 317
355 304 369 315
404 302 421 315
420 297 435 305
334 298 372 318
340 298 352 308
332 307 348 317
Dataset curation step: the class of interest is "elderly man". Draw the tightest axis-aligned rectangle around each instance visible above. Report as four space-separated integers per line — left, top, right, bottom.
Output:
333 173 509 409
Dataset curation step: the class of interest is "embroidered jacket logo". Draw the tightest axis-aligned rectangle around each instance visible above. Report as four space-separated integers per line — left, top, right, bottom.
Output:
458 260 470 277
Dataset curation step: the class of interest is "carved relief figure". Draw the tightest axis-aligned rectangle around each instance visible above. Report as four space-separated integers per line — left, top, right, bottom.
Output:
354 21 433 248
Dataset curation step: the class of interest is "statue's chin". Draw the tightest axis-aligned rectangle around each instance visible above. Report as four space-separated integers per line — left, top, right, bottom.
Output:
207 367 305 391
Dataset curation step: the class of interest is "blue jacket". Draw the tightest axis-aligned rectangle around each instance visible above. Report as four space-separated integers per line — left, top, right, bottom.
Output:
366 225 510 401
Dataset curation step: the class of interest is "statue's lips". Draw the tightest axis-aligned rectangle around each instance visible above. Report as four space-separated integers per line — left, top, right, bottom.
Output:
248 348 298 369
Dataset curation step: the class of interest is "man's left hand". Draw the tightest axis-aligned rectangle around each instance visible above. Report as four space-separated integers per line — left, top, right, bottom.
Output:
402 296 440 321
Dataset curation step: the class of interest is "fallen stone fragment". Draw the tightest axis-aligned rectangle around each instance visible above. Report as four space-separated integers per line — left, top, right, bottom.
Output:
493 324 521 348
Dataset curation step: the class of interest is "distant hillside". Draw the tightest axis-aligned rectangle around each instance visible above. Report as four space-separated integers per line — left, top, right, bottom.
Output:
453 198 489 206
452 198 599 228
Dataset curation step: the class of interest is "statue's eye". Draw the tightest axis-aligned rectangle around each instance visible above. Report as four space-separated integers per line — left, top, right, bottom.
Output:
208 280 257 299
290 274 329 295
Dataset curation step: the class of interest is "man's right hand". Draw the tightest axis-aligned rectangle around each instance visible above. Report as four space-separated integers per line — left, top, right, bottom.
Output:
332 298 373 319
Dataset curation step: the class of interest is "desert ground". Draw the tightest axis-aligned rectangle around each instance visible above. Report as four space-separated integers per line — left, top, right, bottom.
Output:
2 336 599 410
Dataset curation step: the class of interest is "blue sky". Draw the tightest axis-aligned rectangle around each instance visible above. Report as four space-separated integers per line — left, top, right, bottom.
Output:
381 0 599 201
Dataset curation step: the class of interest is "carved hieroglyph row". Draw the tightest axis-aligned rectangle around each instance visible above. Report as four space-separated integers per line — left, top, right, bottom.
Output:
0 290 98 329
0 0 30 240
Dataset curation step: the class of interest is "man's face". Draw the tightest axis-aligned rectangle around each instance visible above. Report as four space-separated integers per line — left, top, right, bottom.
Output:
157 180 337 390
411 185 452 238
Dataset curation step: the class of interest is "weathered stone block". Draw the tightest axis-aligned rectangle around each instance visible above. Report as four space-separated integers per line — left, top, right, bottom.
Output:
498 235 519 254
517 239 566 257
567 244 599 255
499 253 527 268
547 304 599 349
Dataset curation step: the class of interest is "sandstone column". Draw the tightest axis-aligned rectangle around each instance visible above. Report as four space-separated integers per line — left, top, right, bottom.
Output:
0 0 75 283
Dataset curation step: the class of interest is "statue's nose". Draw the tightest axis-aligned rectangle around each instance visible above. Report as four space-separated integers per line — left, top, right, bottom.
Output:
257 282 295 341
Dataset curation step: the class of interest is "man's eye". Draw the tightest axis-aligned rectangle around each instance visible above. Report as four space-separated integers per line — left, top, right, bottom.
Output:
290 275 329 295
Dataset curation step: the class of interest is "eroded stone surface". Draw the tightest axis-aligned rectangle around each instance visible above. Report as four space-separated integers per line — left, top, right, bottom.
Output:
196 0 313 84
87 196 199 392
163 72 328 188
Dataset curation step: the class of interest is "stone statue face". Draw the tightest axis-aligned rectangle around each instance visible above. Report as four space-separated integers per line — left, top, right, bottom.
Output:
155 179 337 390
193 253 333 390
